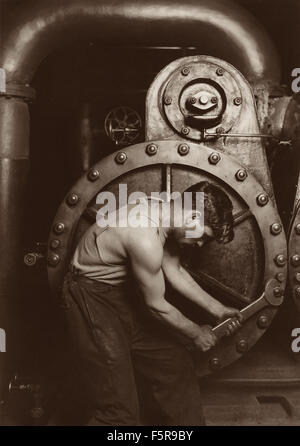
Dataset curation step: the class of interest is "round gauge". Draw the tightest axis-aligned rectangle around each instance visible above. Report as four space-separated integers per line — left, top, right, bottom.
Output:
104 106 142 146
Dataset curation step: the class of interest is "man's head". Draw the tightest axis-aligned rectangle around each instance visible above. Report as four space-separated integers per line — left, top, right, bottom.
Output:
171 181 234 248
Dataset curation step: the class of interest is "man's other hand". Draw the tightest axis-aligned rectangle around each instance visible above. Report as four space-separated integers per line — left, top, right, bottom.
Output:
193 325 218 352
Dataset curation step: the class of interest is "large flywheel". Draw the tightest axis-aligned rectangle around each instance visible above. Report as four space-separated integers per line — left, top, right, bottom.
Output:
47 140 287 376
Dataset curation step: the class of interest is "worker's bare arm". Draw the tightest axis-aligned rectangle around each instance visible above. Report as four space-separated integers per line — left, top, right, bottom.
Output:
162 244 242 323
127 229 217 351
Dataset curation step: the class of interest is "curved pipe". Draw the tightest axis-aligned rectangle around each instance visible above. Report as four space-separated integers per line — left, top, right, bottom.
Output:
2 0 280 84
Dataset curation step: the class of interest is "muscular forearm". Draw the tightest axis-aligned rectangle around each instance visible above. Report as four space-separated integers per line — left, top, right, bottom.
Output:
147 300 201 340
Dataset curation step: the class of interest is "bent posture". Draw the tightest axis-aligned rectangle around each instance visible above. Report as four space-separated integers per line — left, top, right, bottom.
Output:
62 181 242 425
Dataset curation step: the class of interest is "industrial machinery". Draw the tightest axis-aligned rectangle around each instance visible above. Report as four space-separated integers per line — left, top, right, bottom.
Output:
0 0 300 425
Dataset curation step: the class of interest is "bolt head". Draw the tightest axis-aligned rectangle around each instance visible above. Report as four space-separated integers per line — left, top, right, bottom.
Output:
291 254 300 267
47 253 60 266
209 152 221 165
199 95 209 105
181 66 190 76
181 126 190 136
88 168 100 181
276 272 285 283
236 339 248 353
295 286 300 298
188 96 197 105
24 253 37 267
234 97 242 106
216 127 225 134
257 315 269 329
53 222 65 235
50 239 60 249
216 68 224 76
209 357 221 371
273 286 283 298
211 96 218 104
256 193 269 206
295 224 300 235
66 193 79 206
115 152 127 164
235 169 247 181
178 144 190 156
164 96 172 105
146 144 158 156
274 254 286 267
270 223 282 235
295 272 300 283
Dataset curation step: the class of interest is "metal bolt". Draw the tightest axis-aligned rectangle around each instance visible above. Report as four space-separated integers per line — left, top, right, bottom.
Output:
257 315 269 329
181 66 190 76
199 95 209 105
209 357 221 371
236 339 248 353
88 168 100 181
66 193 79 206
211 96 218 104
178 144 190 156
295 286 300 298
50 239 60 249
295 272 300 283
146 144 158 156
188 96 197 105
273 286 283 298
235 169 247 181
164 96 172 105
291 254 300 267
53 222 65 235
256 193 269 206
234 97 242 106
274 254 286 267
295 224 300 235
276 272 285 283
115 152 127 164
181 126 190 136
216 68 224 76
216 127 225 134
24 253 37 267
209 152 221 165
47 253 60 267
270 223 282 235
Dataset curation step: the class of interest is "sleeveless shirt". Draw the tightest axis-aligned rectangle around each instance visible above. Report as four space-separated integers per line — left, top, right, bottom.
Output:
71 200 167 285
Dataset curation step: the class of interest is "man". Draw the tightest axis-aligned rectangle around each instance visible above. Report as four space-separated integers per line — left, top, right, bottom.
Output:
62 181 242 426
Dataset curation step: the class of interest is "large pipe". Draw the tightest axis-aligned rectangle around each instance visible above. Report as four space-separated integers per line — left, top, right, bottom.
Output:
2 0 280 84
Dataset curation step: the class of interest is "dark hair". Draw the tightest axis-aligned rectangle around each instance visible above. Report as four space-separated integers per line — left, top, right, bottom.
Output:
184 181 234 244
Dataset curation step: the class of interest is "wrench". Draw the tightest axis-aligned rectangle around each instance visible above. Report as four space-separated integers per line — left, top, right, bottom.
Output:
212 278 284 339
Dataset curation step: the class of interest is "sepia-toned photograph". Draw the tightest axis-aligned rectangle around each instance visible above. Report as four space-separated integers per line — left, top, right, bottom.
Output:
0 0 300 432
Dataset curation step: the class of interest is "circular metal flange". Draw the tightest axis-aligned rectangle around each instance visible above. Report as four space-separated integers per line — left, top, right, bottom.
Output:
289 201 300 310
47 140 287 377
161 60 242 141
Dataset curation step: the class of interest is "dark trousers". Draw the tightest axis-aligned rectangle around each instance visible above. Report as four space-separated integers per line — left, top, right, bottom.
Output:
61 271 205 426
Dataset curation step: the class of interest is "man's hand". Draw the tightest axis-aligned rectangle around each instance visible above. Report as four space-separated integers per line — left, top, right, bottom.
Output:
192 325 218 352
215 305 243 335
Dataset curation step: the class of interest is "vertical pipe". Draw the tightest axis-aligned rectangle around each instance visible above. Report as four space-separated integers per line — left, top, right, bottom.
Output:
0 96 30 402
